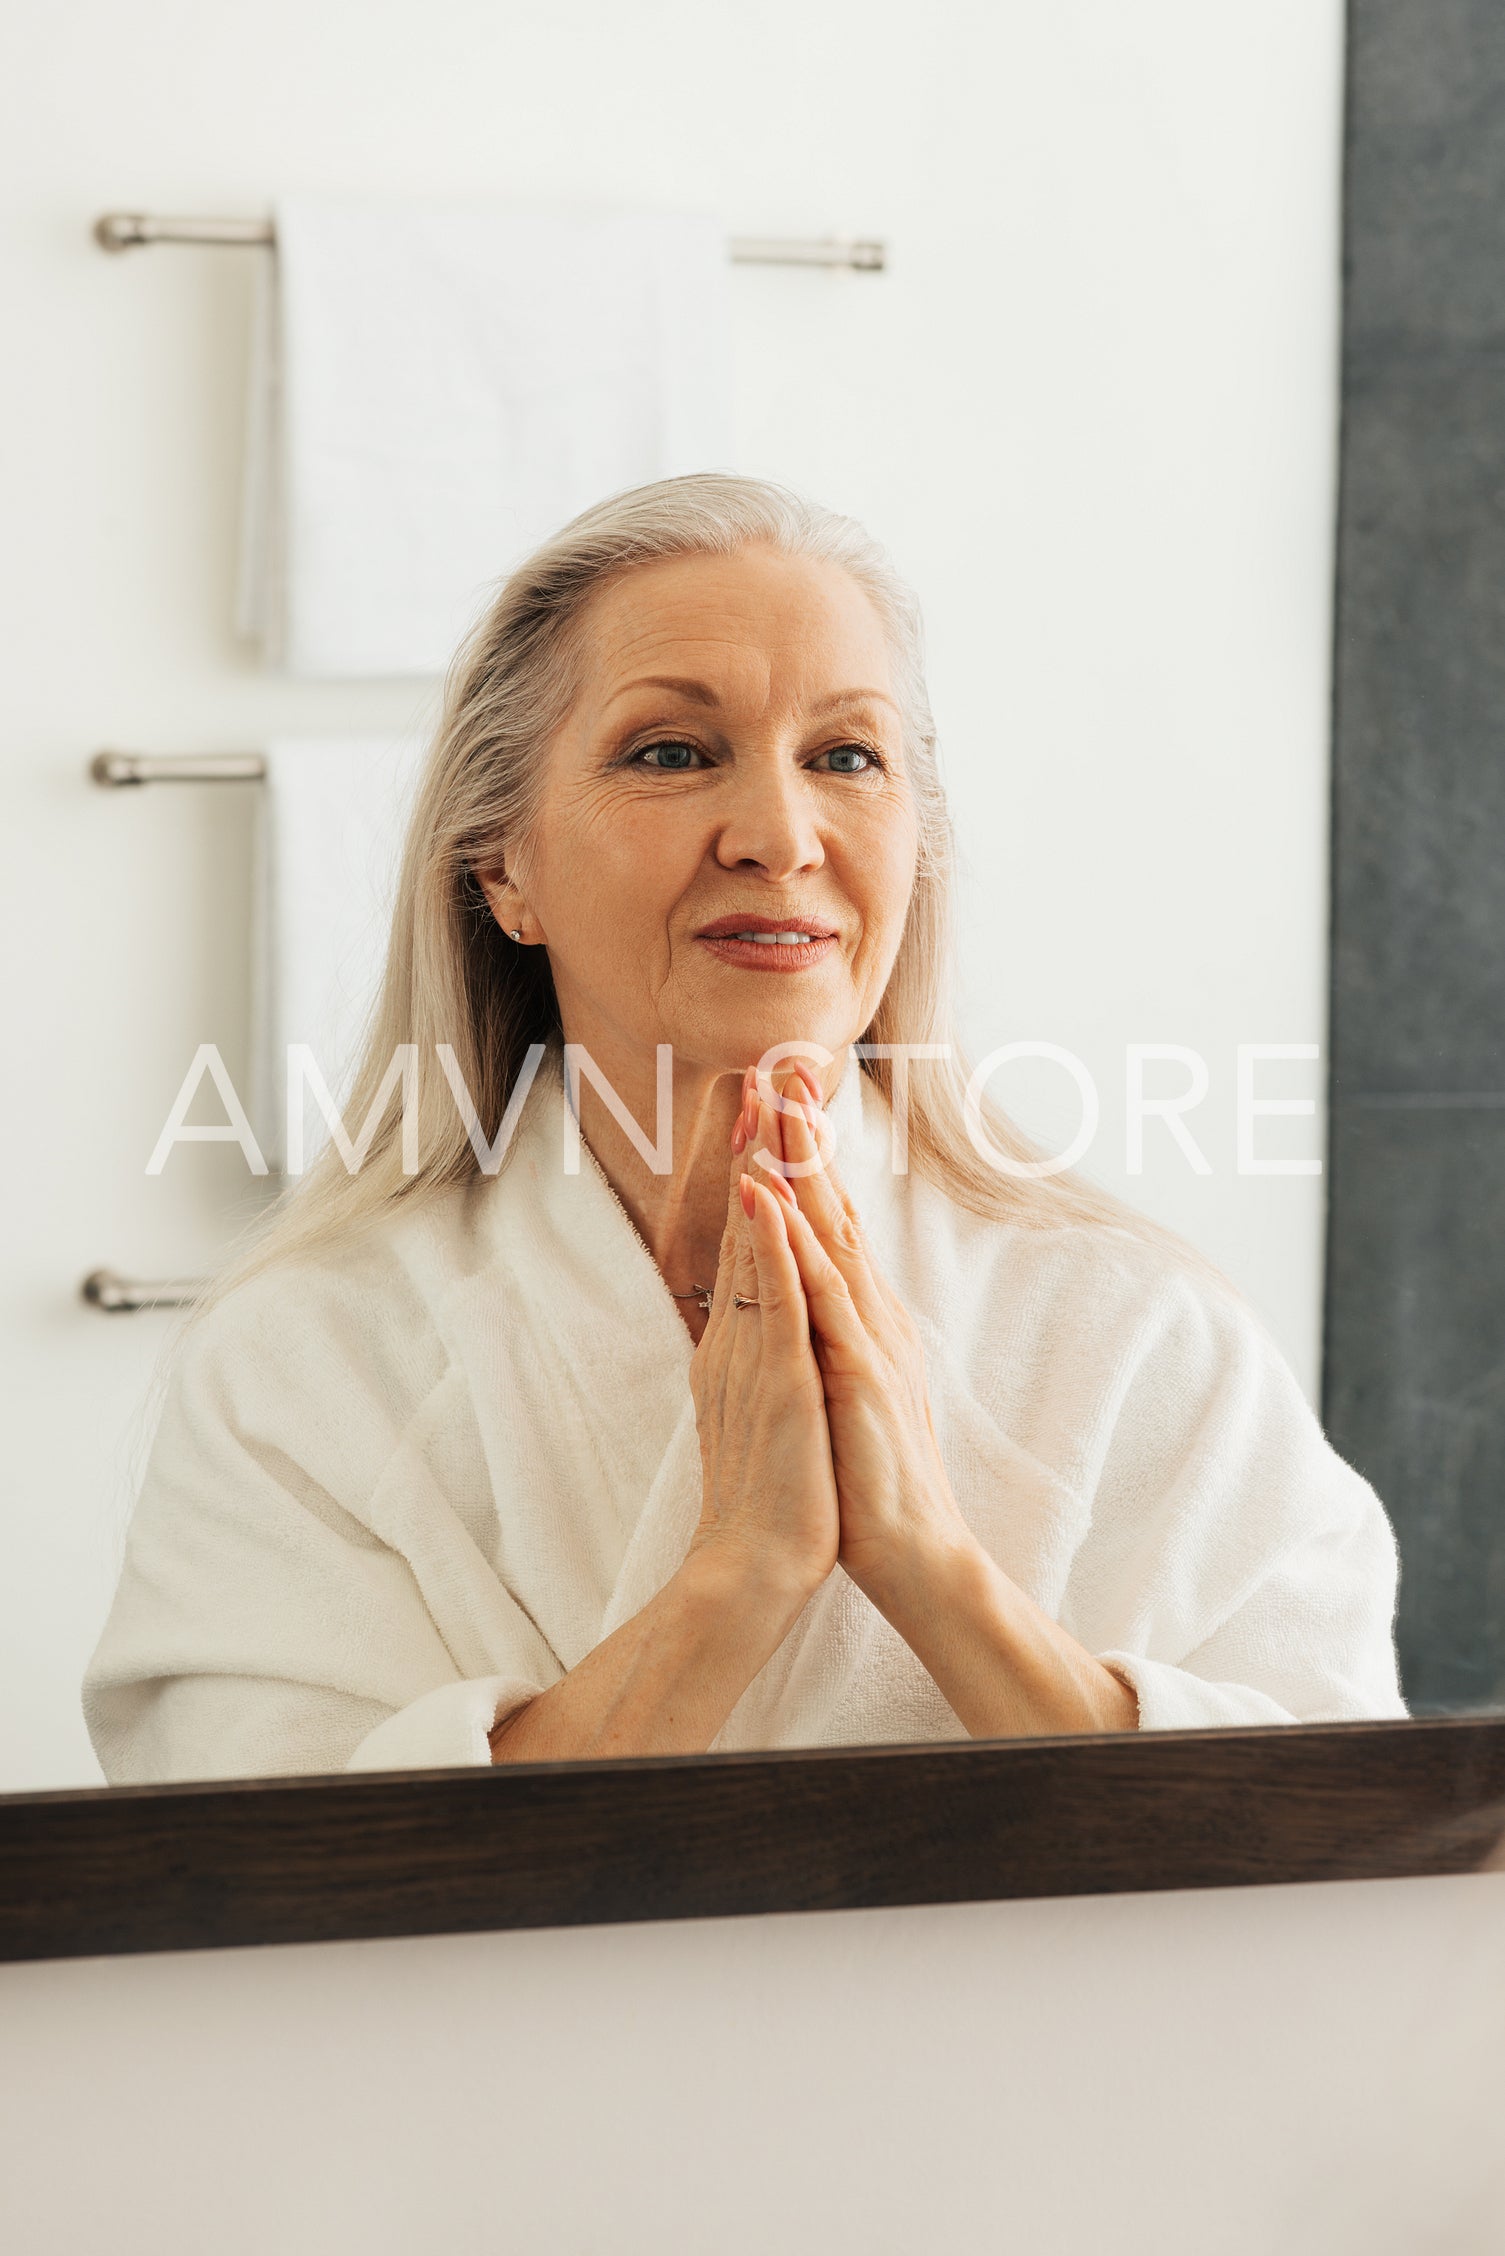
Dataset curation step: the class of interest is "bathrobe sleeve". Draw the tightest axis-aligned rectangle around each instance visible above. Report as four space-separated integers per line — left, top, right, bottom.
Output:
82 1268 560 1784
1065 1251 1406 1731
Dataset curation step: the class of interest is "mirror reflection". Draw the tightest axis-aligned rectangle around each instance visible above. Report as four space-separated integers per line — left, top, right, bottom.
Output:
82 484 1405 1785
15 7 1446 1797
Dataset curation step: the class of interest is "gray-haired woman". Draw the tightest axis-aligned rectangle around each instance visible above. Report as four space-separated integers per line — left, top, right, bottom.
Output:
84 474 1406 1782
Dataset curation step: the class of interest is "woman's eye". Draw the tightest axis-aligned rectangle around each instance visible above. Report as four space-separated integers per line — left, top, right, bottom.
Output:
634 741 705 771
816 743 878 774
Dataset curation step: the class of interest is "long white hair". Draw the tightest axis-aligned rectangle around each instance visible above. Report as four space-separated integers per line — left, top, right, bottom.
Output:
183 471 1228 1330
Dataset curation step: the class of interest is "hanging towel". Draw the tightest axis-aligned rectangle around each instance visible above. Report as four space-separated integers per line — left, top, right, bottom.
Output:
236 196 734 678
249 735 430 1173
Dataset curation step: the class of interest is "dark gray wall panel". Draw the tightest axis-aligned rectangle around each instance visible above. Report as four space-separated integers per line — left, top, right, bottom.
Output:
1331 353 1505 1094
1327 1104 1505 1709
1343 12 1505 349
1326 0 1505 1708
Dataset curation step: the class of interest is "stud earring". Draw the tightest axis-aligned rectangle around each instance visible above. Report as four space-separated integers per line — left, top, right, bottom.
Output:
509 928 523 942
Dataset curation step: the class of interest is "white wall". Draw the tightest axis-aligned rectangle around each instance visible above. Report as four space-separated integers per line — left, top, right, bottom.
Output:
0 0 1346 1794
5 1874 1505 2255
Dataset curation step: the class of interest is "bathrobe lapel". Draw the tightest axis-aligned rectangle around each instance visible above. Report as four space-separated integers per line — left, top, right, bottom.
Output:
471 1055 700 1661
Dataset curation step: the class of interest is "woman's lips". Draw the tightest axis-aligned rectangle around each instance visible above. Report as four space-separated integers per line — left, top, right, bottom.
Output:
695 931 839 973
699 920 848 974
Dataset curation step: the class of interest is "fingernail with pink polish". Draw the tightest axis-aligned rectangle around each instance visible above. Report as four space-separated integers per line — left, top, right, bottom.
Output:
731 1117 747 1154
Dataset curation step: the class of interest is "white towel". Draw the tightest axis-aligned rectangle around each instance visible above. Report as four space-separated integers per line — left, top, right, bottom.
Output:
249 736 429 1174
236 196 734 678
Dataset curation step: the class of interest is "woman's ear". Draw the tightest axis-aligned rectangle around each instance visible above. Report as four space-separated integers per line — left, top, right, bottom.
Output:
473 863 526 935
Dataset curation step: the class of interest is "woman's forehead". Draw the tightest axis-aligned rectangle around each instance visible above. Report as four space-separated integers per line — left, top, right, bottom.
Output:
576 549 895 701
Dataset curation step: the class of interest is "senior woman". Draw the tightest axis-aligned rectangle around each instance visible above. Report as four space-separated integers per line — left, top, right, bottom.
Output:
83 473 1406 1782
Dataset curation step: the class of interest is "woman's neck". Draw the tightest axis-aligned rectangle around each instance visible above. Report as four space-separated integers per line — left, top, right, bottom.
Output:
571 1055 746 1296
567 1043 840 1300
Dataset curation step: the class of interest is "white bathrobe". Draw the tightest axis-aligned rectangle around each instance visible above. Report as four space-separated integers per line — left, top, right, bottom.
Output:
83 1055 1406 1783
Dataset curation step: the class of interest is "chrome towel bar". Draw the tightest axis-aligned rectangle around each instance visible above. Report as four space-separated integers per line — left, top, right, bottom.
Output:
82 1270 203 1313
90 750 267 786
93 212 886 270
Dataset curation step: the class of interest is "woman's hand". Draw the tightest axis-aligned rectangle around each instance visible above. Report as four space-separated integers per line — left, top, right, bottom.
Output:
760 1066 1139 1739
491 1068 842 1768
757 1068 971 1610
684 1068 841 1617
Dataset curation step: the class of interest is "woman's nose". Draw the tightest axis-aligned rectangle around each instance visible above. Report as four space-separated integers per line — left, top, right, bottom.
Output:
712 762 826 879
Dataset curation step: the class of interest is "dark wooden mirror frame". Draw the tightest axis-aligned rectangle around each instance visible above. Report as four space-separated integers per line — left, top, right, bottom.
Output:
7 0 1504 1966
1 1721 1504 1964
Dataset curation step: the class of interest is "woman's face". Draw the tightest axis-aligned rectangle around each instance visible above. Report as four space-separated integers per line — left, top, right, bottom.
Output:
488 543 921 1083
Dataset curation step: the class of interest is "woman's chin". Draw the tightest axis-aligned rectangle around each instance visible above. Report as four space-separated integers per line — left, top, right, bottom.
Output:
699 1028 857 1078
663 998 858 1075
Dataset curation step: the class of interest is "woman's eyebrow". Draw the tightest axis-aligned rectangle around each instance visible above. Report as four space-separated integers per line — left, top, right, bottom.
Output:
809 687 902 716
603 677 901 715
605 675 720 708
